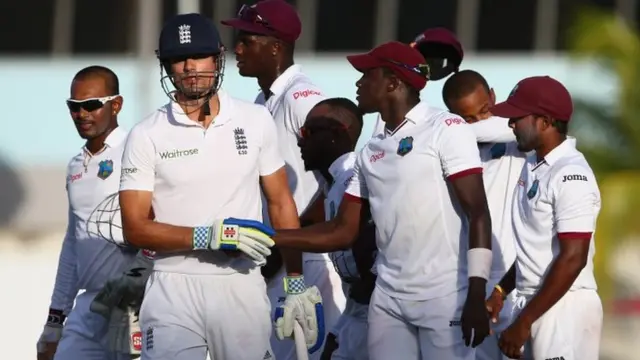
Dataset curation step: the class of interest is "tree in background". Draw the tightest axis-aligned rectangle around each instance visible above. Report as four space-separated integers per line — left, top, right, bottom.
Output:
569 6 640 308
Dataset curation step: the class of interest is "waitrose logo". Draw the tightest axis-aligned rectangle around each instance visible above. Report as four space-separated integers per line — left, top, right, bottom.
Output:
159 148 199 159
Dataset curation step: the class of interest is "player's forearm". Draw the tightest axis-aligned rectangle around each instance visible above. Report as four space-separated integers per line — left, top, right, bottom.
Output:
267 203 303 275
50 233 79 313
468 211 492 250
123 219 193 252
498 262 517 295
276 220 355 253
516 253 585 326
469 117 515 143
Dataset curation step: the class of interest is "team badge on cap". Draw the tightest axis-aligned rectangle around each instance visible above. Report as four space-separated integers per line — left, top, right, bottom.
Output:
527 179 539 199
97 159 114 180
397 136 414 156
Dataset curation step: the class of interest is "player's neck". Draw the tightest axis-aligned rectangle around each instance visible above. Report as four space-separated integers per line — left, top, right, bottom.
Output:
381 97 420 132
85 126 116 155
535 134 567 162
181 95 220 128
258 59 295 98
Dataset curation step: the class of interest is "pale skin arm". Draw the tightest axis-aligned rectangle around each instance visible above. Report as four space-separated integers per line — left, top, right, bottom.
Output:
119 190 194 252
261 167 303 275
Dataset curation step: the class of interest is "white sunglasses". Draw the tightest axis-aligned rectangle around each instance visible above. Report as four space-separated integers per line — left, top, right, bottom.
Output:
66 95 119 112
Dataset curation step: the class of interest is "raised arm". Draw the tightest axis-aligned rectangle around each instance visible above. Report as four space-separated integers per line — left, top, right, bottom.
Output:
469 116 515 143
118 126 193 252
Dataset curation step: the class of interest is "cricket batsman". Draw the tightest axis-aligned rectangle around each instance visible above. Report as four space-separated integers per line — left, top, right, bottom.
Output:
222 1 345 358
117 13 322 360
486 76 603 360
37 66 134 360
270 42 494 359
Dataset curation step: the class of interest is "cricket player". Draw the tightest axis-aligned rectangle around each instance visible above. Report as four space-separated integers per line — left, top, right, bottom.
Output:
371 27 464 137
442 70 525 360
37 66 134 360
271 42 494 359
297 97 376 360
118 13 322 360
222 2 346 358
485 76 603 360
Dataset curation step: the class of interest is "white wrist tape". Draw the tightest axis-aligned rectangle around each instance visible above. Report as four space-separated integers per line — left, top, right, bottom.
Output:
467 248 492 280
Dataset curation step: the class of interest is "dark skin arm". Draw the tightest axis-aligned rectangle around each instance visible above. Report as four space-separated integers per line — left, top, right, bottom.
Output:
261 168 304 275
515 238 591 326
275 196 365 252
498 262 516 295
449 173 492 290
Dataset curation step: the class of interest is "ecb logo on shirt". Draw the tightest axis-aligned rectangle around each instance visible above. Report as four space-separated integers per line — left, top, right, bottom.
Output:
397 136 414 156
527 179 539 199
97 159 114 180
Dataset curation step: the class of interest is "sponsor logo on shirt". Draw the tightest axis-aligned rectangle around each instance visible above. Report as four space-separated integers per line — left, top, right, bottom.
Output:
67 172 83 183
562 174 587 182
449 319 462 327
122 167 138 175
369 151 385 163
158 148 199 160
445 117 465 126
293 89 322 99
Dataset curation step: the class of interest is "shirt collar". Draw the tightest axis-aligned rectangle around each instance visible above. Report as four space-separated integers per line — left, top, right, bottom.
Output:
383 101 430 136
82 126 126 155
542 137 576 166
264 65 303 98
169 89 233 127
328 152 356 180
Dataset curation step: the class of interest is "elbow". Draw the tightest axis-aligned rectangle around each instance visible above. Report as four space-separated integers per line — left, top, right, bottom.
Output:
122 220 148 249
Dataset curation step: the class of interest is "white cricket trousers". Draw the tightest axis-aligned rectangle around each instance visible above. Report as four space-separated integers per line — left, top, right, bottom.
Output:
368 287 475 360
476 278 516 360
268 259 347 360
512 288 602 360
139 271 274 360
54 291 130 360
331 300 369 360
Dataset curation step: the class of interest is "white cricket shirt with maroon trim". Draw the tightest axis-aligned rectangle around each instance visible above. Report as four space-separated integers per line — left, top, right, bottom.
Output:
513 137 600 294
345 101 483 300
120 90 284 275
255 65 328 261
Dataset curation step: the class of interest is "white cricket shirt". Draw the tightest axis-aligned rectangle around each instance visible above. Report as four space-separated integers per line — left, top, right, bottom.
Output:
119 90 285 275
50 127 134 313
472 118 525 279
345 101 483 300
513 138 600 295
255 64 327 260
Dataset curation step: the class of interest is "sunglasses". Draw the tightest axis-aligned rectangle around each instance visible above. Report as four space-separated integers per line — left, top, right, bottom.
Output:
66 95 119 113
237 4 275 31
384 59 431 79
299 122 348 139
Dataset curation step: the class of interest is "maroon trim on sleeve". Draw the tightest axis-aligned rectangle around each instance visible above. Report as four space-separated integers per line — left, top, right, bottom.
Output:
558 232 592 240
447 167 483 181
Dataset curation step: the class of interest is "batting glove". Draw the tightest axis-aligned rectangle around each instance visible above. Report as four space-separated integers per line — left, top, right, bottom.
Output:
90 250 154 319
105 306 142 356
37 309 65 354
192 218 275 265
274 275 326 354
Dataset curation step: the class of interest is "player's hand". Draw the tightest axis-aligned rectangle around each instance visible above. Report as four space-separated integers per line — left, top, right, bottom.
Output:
486 287 505 327
90 250 154 318
498 317 531 359
461 278 491 348
37 323 62 360
320 332 338 360
274 275 325 354
206 218 275 265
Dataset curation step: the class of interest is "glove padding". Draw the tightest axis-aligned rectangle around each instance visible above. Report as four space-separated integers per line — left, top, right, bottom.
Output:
90 250 153 318
205 218 276 266
105 306 142 356
274 277 325 354
37 324 62 353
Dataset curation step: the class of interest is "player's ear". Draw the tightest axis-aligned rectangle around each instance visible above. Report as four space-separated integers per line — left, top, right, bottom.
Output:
111 96 123 115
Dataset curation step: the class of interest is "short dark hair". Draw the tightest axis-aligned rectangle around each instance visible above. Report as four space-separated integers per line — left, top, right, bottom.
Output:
73 65 120 95
552 120 569 135
314 97 363 131
442 69 490 108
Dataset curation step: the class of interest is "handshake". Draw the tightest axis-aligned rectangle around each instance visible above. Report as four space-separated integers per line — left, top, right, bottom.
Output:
192 218 276 265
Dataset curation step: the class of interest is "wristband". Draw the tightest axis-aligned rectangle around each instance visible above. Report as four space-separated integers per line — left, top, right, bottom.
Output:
192 226 213 250
467 248 492 280
47 309 66 326
283 275 306 294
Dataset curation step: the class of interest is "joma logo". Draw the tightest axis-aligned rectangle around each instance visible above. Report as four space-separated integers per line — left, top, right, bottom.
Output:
562 174 587 182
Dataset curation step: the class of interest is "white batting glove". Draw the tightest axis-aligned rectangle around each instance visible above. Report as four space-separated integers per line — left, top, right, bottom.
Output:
37 310 65 354
274 275 326 354
192 218 275 265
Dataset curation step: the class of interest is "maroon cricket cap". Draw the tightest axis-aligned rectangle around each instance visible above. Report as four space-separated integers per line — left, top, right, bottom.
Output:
491 76 574 121
221 0 302 43
347 41 429 91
